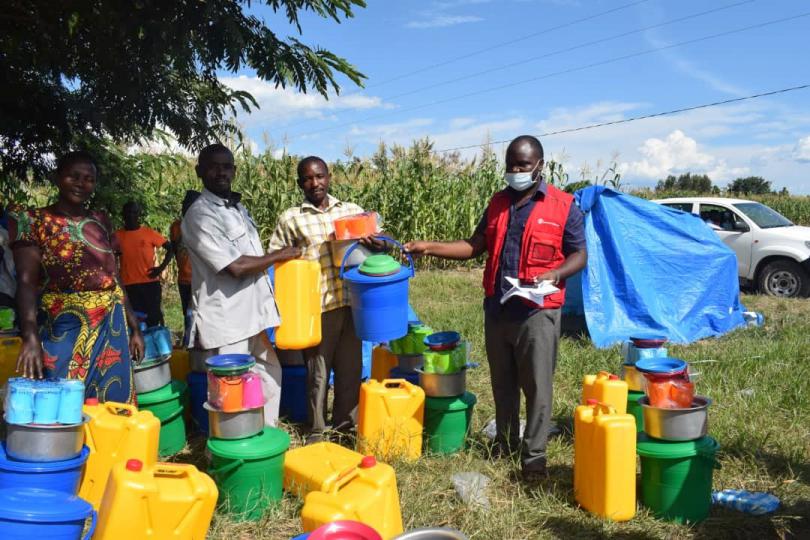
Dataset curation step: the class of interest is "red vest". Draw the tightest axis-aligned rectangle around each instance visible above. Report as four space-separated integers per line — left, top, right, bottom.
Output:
482 185 574 310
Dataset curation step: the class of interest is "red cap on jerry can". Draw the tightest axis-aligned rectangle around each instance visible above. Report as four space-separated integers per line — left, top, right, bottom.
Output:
125 459 143 472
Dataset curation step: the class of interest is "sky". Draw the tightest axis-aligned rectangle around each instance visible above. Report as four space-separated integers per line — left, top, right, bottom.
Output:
219 0 810 193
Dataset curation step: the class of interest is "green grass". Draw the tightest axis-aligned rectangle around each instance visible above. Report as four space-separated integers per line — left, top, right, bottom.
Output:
162 270 810 539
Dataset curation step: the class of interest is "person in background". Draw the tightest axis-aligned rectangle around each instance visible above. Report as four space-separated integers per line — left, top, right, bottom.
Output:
170 190 201 340
8 151 143 402
183 144 301 426
115 201 174 328
268 156 385 442
405 135 587 483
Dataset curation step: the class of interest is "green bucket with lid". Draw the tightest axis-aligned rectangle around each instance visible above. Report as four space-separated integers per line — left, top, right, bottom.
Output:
137 379 188 457
424 392 477 454
636 434 720 524
207 427 290 522
627 390 645 432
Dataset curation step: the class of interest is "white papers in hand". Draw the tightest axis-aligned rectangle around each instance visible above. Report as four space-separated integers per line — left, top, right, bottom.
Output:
500 276 560 306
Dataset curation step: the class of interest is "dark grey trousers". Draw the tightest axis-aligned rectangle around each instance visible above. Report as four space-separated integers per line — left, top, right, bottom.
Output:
484 308 561 471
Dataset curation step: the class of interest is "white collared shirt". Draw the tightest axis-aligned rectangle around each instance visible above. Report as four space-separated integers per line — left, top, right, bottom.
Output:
182 189 280 349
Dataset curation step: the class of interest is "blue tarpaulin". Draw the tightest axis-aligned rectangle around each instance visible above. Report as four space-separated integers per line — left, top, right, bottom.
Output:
572 186 746 348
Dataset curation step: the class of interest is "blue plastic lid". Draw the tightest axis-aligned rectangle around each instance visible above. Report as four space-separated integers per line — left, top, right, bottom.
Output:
0 488 94 522
424 331 461 349
0 444 90 471
635 357 687 375
205 353 255 373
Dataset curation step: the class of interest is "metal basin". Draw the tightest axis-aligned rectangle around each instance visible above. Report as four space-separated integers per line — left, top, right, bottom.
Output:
640 396 711 441
330 239 372 268
397 354 424 374
205 403 264 440
133 357 171 394
620 362 645 392
417 368 467 398
5 414 89 462
393 528 469 540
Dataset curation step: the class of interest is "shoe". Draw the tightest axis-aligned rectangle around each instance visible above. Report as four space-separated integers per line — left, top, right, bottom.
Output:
521 461 548 484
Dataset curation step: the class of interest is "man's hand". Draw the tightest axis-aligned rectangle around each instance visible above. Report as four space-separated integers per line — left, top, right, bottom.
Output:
359 235 388 252
532 270 560 285
403 241 429 257
16 335 44 379
147 266 162 279
269 246 303 263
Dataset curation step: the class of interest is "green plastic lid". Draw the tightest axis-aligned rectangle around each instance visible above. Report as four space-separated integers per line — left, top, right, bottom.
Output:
137 379 187 405
207 426 291 460
425 391 477 412
628 390 646 398
358 254 401 276
636 433 719 458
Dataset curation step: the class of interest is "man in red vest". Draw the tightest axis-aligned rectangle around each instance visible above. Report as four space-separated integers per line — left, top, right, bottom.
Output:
405 135 587 482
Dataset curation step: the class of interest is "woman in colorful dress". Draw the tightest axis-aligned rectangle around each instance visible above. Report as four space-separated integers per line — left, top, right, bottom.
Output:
9 151 144 403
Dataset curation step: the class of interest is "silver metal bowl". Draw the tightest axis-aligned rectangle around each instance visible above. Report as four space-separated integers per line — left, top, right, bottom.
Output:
393 528 469 540
620 362 645 392
330 239 372 268
417 368 467 398
640 396 711 441
133 357 171 394
204 402 264 440
5 414 89 462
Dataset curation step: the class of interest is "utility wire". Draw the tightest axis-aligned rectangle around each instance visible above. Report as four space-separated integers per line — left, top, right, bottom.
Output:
436 83 810 153
287 11 810 142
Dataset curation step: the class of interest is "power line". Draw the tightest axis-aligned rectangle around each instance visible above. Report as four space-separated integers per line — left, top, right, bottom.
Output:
287 11 810 142
297 0 754 132
367 0 653 90
436 83 810 153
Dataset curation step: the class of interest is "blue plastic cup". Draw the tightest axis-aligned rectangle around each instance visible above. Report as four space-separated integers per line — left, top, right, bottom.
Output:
57 379 85 425
32 382 61 424
154 327 173 357
5 378 34 425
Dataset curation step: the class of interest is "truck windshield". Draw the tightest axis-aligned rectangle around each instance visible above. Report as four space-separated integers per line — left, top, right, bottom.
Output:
733 202 793 229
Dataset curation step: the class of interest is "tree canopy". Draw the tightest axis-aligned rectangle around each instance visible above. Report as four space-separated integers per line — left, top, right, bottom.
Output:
728 176 773 195
655 172 714 193
0 0 366 186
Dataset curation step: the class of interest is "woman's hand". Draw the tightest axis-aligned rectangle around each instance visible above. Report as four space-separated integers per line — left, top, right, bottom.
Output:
129 330 145 365
16 335 44 379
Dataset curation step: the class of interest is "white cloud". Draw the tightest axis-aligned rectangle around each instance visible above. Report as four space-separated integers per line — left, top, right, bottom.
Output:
406 15 483 29
793 136 810 162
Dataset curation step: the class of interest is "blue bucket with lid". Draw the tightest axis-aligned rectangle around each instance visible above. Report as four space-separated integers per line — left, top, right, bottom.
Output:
0 487 96 540
339 236 414 342
0 444 90 495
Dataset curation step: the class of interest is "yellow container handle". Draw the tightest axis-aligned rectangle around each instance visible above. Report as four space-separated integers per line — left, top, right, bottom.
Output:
586 399 617 416
104 402 138 417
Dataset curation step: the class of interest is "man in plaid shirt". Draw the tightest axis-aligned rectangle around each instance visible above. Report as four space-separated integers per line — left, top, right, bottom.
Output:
268 156 384 441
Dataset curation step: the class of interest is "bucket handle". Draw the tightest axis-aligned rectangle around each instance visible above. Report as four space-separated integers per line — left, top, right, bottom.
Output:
104 402 137 417
83 509 97 540
209 458 245 477
339 235 414 280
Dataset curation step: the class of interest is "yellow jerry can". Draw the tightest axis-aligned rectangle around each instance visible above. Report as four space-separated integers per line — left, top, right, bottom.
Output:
169 347 191 384
94 459 218 539
357 379 424 461
284 441 365 497
371 346 398 382
301 455 403 539
274 260 322 350
574 400 636 522
582 371 628 414
80 401 161 509
0 336 21 390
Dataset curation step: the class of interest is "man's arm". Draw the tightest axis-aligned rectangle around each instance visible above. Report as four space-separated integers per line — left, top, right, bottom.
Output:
147 240 175 279
223 247 302 279
404 232 487 261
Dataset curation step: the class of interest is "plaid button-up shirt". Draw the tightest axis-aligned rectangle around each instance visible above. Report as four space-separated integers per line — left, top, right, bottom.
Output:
268 195 365 313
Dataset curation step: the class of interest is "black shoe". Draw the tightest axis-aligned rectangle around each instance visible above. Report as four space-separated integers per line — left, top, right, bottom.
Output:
521 462 548 484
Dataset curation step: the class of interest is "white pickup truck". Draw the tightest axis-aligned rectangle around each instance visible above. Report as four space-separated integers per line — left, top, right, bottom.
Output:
653 197 810 298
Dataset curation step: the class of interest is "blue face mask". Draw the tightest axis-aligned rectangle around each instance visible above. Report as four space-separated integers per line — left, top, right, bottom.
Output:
504 161 540 191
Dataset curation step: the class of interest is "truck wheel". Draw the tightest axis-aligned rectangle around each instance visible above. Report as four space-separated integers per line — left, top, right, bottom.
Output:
758 260 810 298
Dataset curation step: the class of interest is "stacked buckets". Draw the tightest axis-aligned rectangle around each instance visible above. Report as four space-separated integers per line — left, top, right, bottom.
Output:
203 354 290 522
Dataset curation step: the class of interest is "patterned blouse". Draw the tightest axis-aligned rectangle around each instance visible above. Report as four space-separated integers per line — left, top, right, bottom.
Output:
9 207 120 293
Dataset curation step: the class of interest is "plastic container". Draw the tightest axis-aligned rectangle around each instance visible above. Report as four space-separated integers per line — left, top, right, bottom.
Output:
0 443 90 495
301 455 403 539
242 371 265 409
620 362 645 392
423 392 477 454
388 367 419 386
80 401 160 509
33 382 61 424
357 379 424 461
308 521 383 540
57 380 85 425
170 348 191 384
623 342 669 365
0 488 96 540
371 346 399 383
340 237 414 343
284 442 365 497
333 212 379 240
136 380 188 457
94 459 217 539
582 372 628 414
275 260 322 350
627 391 645 432
207 373 244 412
0 337 22 391
573 400 636 521
5 378 34 424
207 427 290 522
280 365 308 423
636 434 720 523
205 354 255 376
187 372 209 435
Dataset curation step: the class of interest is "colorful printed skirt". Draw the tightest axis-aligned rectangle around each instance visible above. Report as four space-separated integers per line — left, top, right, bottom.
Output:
40 286 135 404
